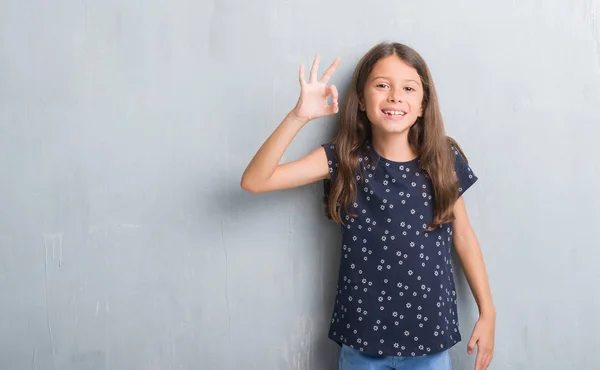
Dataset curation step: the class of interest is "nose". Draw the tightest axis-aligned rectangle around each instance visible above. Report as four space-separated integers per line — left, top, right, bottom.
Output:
387 88 403 103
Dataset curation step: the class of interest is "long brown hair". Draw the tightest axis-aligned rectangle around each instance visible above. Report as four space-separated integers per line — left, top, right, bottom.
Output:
324 42 467 230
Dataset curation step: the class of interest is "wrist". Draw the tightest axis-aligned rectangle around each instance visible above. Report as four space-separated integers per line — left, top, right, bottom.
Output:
288 109 311 126
479 305 496 320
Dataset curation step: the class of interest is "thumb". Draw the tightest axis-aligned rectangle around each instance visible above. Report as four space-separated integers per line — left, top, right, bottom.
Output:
467 334 478 355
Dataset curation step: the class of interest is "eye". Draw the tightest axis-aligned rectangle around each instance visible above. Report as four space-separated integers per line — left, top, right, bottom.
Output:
376 83 389 88
404 86 416 92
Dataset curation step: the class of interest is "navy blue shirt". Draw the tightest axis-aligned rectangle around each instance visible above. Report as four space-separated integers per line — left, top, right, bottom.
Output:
322 141 478 357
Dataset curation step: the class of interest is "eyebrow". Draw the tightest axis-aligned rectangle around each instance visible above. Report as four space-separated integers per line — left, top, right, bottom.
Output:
372 76 421 85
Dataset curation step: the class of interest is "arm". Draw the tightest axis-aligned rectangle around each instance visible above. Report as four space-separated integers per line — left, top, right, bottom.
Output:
240 111 329 193
240 54 341 193
452 196 495 369
453 196 495 316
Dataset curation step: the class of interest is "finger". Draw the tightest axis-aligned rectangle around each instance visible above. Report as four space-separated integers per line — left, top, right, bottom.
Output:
467 336 477 355
474 349 484 370
484 353 493 369
309 54 320 83
327 85 339 114
330 84 339 104
299 64 306 87
319 56 341 83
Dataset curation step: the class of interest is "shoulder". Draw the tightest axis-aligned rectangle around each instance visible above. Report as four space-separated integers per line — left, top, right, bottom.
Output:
446 137 470 170
321 142 339 178
446 137 478 195
321 142 337 156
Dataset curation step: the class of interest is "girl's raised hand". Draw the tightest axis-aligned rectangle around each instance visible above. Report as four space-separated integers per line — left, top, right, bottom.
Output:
292 55 341 122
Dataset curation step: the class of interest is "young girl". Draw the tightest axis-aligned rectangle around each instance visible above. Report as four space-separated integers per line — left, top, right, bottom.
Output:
241 42 495 370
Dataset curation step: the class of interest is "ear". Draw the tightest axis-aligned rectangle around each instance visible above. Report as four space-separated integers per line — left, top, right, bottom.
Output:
359 99 366 111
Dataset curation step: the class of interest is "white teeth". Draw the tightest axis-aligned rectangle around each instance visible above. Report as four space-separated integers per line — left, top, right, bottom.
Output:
384 110 405 116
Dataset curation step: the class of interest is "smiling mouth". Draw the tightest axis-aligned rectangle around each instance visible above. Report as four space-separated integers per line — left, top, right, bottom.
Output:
382 109 406 117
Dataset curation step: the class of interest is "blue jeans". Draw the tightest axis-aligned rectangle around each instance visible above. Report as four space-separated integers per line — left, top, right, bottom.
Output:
339 344 452 370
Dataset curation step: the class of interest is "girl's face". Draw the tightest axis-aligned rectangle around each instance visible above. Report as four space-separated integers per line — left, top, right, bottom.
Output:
360 55 424 136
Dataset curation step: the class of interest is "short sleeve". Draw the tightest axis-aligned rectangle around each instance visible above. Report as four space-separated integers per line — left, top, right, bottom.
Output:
452 145 478 197
321 142 339 181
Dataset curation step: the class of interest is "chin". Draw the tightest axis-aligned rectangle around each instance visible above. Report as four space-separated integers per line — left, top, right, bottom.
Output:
370 119 415 135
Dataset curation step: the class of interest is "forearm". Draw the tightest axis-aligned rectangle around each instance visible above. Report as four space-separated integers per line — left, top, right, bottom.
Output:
454 230 495 318
241 110 308 187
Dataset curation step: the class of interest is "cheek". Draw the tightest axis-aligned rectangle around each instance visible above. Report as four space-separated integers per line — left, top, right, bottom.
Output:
410 95 424 114
363 92 383 111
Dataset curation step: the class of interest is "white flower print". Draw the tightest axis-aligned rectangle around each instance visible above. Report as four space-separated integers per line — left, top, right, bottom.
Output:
321 142 475 357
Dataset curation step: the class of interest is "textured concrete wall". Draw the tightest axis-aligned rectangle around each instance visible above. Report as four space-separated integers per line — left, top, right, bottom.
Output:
1 0 599 369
